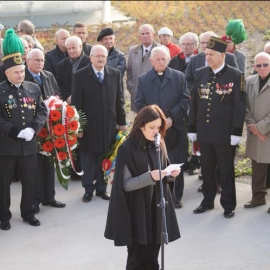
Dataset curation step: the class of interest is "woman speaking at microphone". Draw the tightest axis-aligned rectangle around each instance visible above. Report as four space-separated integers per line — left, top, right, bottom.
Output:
104 105 180 270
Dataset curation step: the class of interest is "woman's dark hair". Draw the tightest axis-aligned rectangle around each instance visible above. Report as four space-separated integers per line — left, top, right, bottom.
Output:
129 105 167 142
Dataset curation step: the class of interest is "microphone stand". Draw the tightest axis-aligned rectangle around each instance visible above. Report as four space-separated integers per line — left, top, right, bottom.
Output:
156 143 168 270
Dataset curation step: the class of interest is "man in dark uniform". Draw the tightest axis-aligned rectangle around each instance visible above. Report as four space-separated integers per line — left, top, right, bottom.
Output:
25 48 66 214
0 29 47 230
187 36 246 218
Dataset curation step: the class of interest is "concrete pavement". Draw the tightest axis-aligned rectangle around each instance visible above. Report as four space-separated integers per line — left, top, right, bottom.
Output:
0 173 270 270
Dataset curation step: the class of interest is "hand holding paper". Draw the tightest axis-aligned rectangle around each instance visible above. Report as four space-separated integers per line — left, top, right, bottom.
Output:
165 164 183 176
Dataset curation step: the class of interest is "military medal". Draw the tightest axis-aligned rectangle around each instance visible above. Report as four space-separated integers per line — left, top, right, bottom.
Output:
9 104 13 109
199 83 211 99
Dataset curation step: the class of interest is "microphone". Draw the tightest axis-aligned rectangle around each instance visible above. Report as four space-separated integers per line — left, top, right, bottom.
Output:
154 133 161 149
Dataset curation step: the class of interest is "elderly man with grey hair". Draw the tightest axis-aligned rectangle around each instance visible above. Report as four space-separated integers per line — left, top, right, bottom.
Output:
71 44 126 202
136 45 190 209
169 32 199 73
244 52 270 212
56 36 90 180
56 36 90 104
126 23 160 113
45 29 70 77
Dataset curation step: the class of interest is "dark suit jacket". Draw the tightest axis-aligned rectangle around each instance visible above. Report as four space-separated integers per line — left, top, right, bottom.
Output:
44 45 68 78
185 52 239 91
56 52 90 101
83 43 92 56
25 68 61 99
71 64 126 153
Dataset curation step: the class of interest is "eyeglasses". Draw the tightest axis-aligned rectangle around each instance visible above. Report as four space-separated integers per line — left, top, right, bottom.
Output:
255 63 269 68
29 59 45 63
91 55 107 59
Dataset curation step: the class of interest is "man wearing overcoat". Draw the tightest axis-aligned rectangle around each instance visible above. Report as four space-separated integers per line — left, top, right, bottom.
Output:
71 45 126 202
136 45 190 209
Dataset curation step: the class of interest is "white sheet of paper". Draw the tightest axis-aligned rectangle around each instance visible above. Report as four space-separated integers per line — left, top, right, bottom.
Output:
164 163 184 176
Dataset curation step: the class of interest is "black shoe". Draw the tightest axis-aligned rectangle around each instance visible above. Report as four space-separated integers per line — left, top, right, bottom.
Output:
96 191 110 200
189 168 199 175
193 204 214 214
82 192 93 202
175 201 183 209
33 204 40 214
42 199 66 208
197 184 203 193
23 216 40 226
224 210 234 218
0 221 11 230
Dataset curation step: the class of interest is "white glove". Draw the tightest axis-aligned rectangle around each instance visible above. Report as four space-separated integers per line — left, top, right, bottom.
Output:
22 128 35 141
230 135 241 146
188 133 197 141
17 130 25 139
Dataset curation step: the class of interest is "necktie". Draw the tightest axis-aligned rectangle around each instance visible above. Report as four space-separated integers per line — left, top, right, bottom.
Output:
143 49 149 60
35 75 42 85
97 72 103 83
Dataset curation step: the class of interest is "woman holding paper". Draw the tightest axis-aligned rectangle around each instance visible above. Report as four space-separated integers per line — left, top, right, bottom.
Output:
104 105 180 270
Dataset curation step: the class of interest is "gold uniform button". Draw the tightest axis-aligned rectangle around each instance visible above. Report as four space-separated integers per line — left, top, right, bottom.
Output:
207 114 209 117
206 120 209 122
207 109 210 111
22 110 24 113
22 123 25 125
22 116 25 119
208 103 210 105
210 92 213 95
209 98 211 100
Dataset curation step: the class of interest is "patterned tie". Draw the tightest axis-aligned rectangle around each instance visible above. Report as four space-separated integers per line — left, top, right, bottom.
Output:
35 75 42 85
97 72 103 83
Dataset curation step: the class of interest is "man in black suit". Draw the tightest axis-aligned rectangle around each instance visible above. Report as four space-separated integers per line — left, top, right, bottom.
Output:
56 36 90 104
188 36 246 218
71 45 126 202
73 22 92 56
0 29 47 230
44 29 70 78
56 36 90 180
25 48 66 213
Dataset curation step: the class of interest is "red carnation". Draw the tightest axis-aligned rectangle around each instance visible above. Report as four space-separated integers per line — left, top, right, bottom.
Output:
66 106 75 118
42 141 54 152
54 138 65 149
51 110 61 121
57 151 68 161
38 128 48 139
69 120 78 131
53 124 65 136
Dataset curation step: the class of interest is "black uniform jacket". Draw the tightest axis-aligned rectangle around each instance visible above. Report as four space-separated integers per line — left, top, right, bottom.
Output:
185 52 239 91
25 68 61 99
188 64 246 144
104 134 180 246
71 64 126 153
56 52 90 101
0 80 47 156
